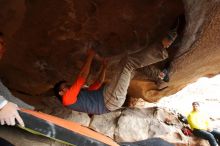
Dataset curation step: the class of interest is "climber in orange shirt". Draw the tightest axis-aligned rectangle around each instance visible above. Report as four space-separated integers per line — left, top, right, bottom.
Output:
53 30 177 115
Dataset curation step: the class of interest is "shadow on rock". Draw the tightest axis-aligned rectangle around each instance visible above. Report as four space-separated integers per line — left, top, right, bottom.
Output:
119 138 174 146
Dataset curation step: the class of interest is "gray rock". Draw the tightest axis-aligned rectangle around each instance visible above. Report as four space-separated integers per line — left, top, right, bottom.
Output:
66 111 91 127
115 108 154 142
89 110 121 138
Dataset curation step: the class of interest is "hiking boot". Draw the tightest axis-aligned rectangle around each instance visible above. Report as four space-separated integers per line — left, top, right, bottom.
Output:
158 69 169 82
162 30 177 49
167 30 177 42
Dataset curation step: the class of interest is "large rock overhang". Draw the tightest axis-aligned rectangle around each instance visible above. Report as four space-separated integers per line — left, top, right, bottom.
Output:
0 0 220 103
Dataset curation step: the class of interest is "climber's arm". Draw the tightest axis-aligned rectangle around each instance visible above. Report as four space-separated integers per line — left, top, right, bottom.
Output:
88 58 108 90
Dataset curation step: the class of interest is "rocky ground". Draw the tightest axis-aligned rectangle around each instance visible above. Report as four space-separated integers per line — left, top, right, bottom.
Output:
0 101 213 146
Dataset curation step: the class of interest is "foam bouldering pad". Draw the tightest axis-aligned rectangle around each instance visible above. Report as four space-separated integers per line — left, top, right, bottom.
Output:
18 109 119 146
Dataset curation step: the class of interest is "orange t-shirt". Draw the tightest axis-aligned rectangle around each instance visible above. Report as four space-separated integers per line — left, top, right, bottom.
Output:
62 77 102 106
62 77 86 106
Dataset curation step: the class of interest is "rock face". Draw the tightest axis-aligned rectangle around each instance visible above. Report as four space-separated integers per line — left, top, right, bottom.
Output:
128 0 220 102
0 0 220 103
0 0 219 103
0 0 184 98
90 110 121 138
113 108 185 144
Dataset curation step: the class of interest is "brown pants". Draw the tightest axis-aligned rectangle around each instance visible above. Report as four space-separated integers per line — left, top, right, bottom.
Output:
103 43 168 111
